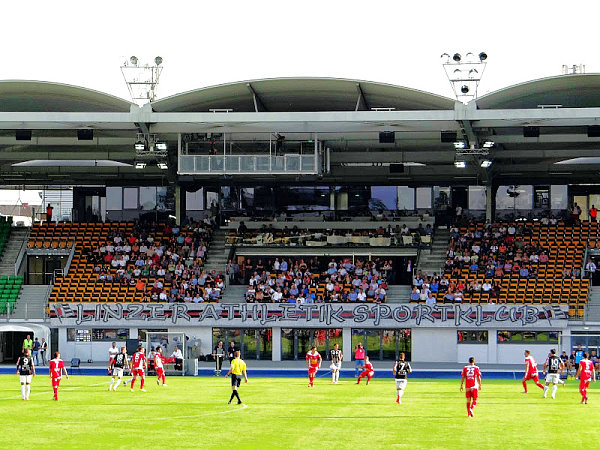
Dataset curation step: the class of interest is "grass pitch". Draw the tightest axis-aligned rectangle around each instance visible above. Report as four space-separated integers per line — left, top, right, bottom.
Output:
0 374 597 449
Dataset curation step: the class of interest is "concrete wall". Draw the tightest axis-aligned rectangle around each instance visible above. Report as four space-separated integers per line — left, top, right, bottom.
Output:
411 328 457 363
497 344 551 366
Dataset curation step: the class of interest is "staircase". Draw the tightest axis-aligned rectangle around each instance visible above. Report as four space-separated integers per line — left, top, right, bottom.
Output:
204 229 229 274
220 285 247 303
10 285 50 320
0 227 29 276
416 228 449 277
585 286 600 322
386 285 411 303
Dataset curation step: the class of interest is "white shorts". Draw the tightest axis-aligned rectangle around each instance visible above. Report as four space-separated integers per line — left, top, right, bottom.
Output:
330 362 342 371
395 379 408 390
20 375 32 384
545 373 561 384
112 368 124 378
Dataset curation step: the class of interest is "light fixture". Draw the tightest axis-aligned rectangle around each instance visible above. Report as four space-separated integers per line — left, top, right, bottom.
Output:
135 162 146 169
155 142 168 151
453 141 466 149
461 85 469 94
157 162 168 170
135 142 146 151
480 160 493 168
479 52 488 61
454 161 466 168
154 56 163 65
130 56 138 65
482 141 495 148
453 53 462 62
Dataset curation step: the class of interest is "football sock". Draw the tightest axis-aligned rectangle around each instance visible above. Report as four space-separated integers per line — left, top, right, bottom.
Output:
53 386 58 398
466 402 471 415
229 392 236 402
113 379 120 391
109 379 115 390
367 375 372 383
536 382 544 389
131 378 136 389
357 377 361 384
543 385 548 397
398 389 405 399
522 380 528 392
235 391 241 402
472 399 477 407
20 385 25 399
552 385 558 398
140 378 145 390
26 385 30 399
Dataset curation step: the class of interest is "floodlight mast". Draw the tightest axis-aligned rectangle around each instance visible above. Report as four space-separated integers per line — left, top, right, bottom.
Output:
120 56 164 105
441 52 487 103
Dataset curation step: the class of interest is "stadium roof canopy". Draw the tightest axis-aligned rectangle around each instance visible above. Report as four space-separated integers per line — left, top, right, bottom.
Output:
151 77 456 113
1 74 600 186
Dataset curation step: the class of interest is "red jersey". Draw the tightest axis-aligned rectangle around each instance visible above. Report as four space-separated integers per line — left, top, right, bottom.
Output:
363 362 374 372
525 355 538 374
461 364 481 389
49 359 65 379
579 360 595 381
306 351 321 368
154 353 165 369
132 352 146 370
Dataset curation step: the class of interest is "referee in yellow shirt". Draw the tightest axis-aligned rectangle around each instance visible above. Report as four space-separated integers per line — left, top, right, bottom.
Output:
225 350 248 404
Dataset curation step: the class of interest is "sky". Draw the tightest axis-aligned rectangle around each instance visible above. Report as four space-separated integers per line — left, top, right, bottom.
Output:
2 0 599 102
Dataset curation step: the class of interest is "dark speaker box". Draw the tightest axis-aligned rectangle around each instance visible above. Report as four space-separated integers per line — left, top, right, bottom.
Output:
523 126 540 137
379 131 395 144
15 130 32 141
77 129 94 140
588 126 600 137
441 131 457 143
390 163 405 173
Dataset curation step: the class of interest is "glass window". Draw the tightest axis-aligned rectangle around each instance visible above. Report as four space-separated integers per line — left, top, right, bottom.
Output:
281 328 295 361
67 329 91 342
91 329 128 341
212 328 271 360
497 331 560 344
457 330 488 344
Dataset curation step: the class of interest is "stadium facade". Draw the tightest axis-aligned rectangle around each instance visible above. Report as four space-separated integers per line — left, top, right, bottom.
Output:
1 75 600 367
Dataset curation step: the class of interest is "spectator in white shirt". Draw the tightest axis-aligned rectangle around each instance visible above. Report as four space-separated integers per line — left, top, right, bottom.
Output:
425 292 436 305
585 259 597 278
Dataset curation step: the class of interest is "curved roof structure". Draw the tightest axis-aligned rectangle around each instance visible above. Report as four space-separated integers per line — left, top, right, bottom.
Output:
476 74 600 109
151 77 456 112
0 80 134 112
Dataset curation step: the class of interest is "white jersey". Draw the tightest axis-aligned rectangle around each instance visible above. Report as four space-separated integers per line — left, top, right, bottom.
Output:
108 347 119 359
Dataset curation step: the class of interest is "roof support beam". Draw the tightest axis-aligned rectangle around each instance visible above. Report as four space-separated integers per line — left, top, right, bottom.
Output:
246 83 267 112
355 83 370 111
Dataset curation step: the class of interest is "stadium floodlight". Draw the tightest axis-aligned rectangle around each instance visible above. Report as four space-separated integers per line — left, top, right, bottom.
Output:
461 85 470 94
440 53 450 62
155 142 168 151
454 161 466 168
135 162 146 169
482 141 495 148
157 162 168 170
453 141 466 149
479 52 488 61
441 50 488 102
155 56 163 65
135 142 146 151
480 160 493 168
130 56 138 65
453 53 462 62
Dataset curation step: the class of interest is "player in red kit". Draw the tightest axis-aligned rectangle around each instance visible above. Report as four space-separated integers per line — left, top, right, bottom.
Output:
460 356 482 417
522 350 544 393
576 352 597 404
356 356 375 385
49 351 69 401
154 346 168 387
305 346 322 387
130 346 147 392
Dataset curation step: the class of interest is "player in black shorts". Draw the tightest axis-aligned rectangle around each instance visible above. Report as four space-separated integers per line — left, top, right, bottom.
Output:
393 352 412 404
330 344 343 384
16 349 36 401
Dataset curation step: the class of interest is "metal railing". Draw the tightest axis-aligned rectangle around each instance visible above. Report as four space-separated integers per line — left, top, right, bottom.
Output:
179 154 318 174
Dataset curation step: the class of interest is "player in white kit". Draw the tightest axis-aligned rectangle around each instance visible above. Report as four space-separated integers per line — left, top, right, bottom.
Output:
107 342 119 376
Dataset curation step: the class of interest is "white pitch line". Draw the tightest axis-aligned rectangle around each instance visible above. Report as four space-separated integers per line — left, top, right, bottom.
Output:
0 381 109 401
53 403 248 425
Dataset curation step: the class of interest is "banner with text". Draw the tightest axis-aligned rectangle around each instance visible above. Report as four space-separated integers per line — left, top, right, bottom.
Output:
48 303 570 329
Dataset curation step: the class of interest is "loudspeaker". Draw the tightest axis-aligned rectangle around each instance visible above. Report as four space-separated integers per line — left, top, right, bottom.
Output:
523 126 540 137
15 130 32 141
379 131 395 144
389 163 404 173
588 126 600 138
441 131 457 143
77 129 94 140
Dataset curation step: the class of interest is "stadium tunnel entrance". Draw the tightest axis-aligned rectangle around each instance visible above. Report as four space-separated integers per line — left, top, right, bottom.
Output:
0 324 51 363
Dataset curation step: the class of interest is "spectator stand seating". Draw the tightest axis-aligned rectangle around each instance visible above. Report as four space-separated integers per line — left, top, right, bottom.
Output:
410 221 590 318
31 221 221 304
0 275 23 314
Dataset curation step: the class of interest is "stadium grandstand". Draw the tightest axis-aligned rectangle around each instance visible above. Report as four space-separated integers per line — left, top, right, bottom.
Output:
2 74 600 370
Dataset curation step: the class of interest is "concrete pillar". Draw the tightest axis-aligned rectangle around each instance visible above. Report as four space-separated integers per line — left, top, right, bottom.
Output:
343 327 352 363
175 185 185 225
272 327 281 361
486 185 493 222
487 328 498 364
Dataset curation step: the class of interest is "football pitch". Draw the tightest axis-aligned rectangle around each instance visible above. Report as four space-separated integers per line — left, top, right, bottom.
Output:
0 374 596 449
